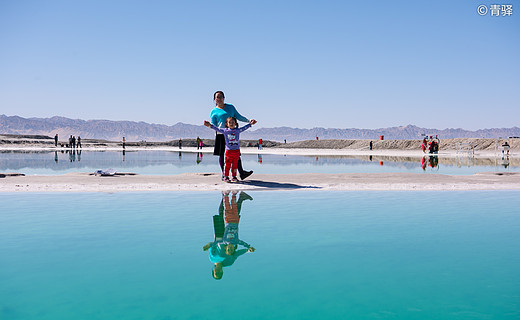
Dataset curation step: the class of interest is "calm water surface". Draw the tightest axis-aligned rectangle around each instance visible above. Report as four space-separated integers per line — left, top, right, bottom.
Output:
0 150 517 175
1 191 519 319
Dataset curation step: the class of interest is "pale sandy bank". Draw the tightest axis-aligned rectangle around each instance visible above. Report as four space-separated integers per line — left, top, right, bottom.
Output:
1 172 519 192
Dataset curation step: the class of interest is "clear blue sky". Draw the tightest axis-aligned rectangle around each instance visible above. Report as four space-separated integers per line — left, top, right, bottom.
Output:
1 0 518 130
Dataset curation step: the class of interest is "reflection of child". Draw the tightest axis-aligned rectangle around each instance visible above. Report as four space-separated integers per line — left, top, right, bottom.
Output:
203 191 254 280
204 117 255 183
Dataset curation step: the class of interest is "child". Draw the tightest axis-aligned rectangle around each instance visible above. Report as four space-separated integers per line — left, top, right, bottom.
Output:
204 117 255 182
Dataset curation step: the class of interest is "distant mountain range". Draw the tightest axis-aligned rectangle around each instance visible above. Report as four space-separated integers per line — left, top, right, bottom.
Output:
1 114 519 142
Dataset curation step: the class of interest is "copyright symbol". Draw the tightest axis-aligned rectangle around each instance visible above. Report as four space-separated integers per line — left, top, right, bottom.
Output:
477 5 488 15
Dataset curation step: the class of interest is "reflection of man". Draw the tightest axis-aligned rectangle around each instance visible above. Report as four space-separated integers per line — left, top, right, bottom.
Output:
203 191 254 280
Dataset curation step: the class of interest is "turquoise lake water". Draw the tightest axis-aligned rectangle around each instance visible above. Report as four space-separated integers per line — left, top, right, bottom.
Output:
1 191 519 319
0 150 517 175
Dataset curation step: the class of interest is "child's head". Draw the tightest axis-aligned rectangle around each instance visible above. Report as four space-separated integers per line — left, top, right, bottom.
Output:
212 263 223 280
225 117 237 129
225 243 237 255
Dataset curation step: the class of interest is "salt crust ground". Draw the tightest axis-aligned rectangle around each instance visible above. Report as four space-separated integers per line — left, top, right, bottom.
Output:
1 147 518 192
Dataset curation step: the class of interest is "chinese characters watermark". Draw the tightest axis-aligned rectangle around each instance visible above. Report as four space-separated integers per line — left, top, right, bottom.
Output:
477 4 513 16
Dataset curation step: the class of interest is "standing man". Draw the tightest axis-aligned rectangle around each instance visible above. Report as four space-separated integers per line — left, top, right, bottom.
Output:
54 134 58 147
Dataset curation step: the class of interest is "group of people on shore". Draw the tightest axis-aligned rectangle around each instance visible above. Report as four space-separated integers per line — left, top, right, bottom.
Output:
54 134 82 149
422 135 440 154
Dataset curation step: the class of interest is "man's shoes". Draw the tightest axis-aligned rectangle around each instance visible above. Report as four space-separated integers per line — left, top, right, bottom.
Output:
240 170 253 180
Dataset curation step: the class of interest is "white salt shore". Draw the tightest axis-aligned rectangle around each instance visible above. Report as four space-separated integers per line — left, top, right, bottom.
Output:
1 171 519 193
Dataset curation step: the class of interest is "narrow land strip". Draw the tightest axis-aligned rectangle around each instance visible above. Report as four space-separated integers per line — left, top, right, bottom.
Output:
1 172 519 192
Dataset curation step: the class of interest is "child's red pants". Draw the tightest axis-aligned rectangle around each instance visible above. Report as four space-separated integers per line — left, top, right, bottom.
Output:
224 149 240 177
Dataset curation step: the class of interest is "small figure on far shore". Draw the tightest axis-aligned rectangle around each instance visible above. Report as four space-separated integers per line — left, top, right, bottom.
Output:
196 136 202 150
72 136 76 149
502 141 510 156
258 138 263 150
122 137 126 149
369 141 373 151
284 139 286 144
179 138 182 149
316 136 319 140
77 136 82 148
54 134 58 147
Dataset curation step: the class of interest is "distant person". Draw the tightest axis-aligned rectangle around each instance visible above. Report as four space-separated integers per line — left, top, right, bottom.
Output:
369 141 373 150
122 137 126 149
422 137 427 153
284 139 286 144
209 90 256 180
77 136 82 148
502 141 510 156
196 136 202 150
316 136 319 140
179 138 182 149
204 117 255 183
72 136 76 149
258 138 263 150
68 135 72 148
54 134 58 147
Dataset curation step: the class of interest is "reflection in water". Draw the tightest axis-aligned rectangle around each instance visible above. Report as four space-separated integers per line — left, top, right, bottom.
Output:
66 149 81 162
421 156 439 171
500 155 510 169
196 152 203 164
258 154 262 164
203 191 255 280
